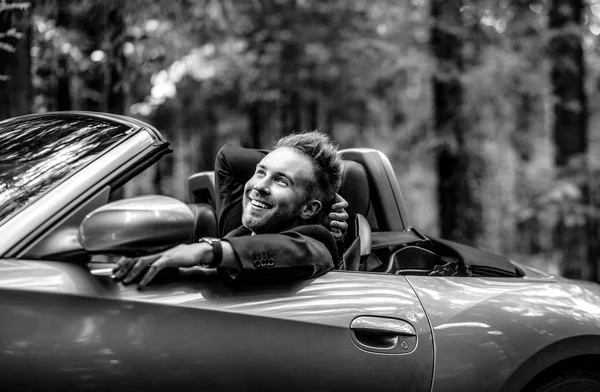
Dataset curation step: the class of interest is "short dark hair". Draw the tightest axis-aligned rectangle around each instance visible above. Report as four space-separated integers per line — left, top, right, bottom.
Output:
274 131 342 203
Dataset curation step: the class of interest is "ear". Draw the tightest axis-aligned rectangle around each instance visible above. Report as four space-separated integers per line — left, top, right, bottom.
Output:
299 199 322 220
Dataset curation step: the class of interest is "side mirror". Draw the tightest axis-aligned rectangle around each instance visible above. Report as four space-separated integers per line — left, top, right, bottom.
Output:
79 195 195 255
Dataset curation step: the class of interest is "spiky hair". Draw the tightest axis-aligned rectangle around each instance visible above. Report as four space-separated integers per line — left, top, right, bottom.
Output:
274 130 342 203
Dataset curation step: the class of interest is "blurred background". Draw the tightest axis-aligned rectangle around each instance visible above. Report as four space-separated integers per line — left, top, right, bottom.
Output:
1 0 599 281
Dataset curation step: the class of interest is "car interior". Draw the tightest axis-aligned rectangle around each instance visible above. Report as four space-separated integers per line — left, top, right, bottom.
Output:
186 147 523 278
186 148 452 274
19 144 522 279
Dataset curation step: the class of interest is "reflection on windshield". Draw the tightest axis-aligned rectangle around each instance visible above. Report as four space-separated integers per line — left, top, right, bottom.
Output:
0 115 134 224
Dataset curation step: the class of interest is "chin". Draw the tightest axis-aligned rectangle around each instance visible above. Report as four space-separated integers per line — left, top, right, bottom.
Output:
242 216 265 233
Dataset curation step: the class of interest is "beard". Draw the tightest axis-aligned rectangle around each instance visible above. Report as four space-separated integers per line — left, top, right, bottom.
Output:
242 193 304 234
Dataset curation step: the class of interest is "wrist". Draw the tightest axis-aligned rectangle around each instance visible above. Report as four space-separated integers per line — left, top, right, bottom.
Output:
198 238 222 267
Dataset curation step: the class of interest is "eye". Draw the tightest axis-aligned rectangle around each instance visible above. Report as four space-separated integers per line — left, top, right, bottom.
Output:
275 177 289 187
255 168 266 177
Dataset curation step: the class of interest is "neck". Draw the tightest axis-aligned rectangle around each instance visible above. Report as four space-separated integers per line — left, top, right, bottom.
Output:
247 217 306 235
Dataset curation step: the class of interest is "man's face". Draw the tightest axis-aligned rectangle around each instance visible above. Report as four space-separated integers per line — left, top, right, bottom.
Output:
242 147 315 234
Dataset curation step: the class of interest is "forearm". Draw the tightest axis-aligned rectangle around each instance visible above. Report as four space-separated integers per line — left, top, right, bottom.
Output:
220 229 335 282
215 145 267 236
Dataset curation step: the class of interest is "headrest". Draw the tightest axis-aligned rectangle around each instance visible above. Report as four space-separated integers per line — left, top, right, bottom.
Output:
338 160 371 218
339 148 410 231
187 203 218 241
188 172 216 209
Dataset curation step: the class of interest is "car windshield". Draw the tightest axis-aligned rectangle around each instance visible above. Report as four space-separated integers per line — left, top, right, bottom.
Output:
0 114 134 224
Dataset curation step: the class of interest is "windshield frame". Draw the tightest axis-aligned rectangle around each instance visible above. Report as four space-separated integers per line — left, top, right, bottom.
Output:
0 112 168 257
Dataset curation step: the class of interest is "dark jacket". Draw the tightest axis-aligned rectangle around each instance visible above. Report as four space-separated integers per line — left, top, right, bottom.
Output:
220 224 336 282
214 144 337 281
215 144 268 237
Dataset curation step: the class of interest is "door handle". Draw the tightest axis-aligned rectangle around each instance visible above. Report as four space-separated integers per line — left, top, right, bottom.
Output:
350 316 417 354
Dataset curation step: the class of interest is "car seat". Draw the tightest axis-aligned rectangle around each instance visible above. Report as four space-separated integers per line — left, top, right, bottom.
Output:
185 151 392 270
187 171 219 242
336 160 372 270
338 148 411 232
187 202 218 242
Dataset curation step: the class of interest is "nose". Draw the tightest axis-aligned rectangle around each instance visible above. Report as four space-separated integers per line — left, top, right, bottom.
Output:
253 177 271 195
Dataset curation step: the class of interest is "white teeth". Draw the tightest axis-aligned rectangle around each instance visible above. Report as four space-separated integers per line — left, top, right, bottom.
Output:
251 199 270 209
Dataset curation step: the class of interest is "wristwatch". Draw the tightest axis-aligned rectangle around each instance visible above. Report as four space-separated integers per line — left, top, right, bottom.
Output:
198 237 222 267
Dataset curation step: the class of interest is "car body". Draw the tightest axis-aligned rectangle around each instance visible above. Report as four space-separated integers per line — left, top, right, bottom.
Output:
0 111 599 392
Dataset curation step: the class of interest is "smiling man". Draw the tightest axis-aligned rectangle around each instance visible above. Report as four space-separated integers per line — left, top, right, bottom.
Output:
113 131 346 287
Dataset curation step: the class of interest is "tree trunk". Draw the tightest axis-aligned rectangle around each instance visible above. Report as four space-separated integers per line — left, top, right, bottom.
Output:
200 106 218 171
248 101 262 148
509 0 542 162
548 0 593 281
55 1 71 111
0 1 32 120
431 0 484 246
106 3 126 114
549 0 587 167
308 99 318 130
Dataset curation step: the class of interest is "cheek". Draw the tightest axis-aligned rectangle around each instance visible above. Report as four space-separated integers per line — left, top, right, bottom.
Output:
244 178 256 193
273 189 302 209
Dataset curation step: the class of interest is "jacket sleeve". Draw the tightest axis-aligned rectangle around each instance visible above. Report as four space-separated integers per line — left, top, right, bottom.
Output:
214 144 268 237
220 225 337 282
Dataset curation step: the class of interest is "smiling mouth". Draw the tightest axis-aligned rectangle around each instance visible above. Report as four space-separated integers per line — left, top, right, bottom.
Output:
250 199 273 209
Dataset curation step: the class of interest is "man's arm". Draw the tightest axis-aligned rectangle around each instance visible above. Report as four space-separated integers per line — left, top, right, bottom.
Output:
215 144 267 237
215 144 349 239
112 225 336 287
221 224 336 282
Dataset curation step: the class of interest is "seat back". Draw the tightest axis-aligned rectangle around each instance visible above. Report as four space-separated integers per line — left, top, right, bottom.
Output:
187 203 218 241
187 172 219 241
337 160 371 218
188 171 216 210
186 148 406 252
342 214 372 271
338 148 410 232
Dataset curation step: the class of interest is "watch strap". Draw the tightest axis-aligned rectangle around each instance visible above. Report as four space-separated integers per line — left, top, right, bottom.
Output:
199 237 222 267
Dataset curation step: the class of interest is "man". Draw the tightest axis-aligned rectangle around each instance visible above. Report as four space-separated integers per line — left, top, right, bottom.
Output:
215 142 348 240
112 131 347 288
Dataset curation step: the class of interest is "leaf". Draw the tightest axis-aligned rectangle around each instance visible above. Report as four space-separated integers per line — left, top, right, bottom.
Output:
0 41 16 52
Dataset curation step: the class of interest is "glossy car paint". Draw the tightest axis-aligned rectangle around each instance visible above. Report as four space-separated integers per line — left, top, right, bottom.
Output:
0 259 434 392
2 112 600 391
80 195 196 253
407 274 600 392
0 116 166 257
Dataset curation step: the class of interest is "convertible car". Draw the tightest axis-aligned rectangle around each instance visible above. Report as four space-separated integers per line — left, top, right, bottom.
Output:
1 112 599 392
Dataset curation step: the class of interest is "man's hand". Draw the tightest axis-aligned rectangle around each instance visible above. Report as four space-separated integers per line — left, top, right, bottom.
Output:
112 243 211 288
328 193 349 240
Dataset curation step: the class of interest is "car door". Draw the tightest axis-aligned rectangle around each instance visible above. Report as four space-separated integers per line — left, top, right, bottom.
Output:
0 258 433 392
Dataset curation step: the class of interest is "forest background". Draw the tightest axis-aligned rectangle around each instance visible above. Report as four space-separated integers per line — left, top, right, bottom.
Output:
1 0 599 281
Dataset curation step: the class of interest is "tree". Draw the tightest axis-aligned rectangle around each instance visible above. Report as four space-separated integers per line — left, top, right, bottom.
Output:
431 0 486 246
548 0 594 280
0 0 32 120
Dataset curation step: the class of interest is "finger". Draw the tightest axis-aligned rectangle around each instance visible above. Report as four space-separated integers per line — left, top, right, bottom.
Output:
112 256 123 274
139 257 168 288
331 220 348 230
331 202 348 212
123 255 159 284
330 220 343 228
332 194 349 210
334 222 348 236
331 228 342 240
329 211 349 221
112 257 135 280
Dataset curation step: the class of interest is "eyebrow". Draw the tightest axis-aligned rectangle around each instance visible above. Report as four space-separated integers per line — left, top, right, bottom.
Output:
257 163 295 186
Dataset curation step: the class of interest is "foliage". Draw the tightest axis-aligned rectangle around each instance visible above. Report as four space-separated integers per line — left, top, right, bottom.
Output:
7 0 600 278
0 0 30 81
